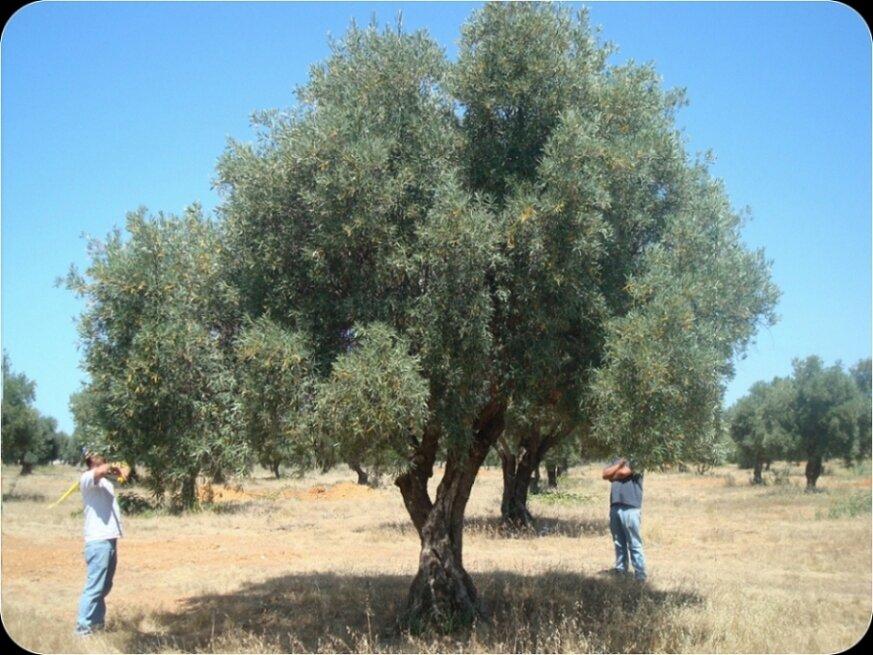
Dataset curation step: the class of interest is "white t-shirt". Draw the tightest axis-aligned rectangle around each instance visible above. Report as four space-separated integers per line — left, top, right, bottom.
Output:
80 470 124 542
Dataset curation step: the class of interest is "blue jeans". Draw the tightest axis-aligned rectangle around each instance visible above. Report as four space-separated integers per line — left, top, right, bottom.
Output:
610 504 646 580
76 539 117 632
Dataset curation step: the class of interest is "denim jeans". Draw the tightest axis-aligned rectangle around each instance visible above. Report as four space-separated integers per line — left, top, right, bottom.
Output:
610 504 646 580
76 538 117 633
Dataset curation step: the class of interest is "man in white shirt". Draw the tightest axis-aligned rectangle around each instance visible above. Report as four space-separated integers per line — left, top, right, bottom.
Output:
74 450 128 636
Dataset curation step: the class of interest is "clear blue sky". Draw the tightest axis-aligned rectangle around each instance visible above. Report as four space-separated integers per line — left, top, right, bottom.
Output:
2 1 870 434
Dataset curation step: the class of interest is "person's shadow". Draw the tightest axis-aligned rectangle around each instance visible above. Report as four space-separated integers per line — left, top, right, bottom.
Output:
117 569 702 652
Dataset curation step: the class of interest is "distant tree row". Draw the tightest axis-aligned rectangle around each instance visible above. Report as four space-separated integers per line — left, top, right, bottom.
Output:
1 352 77 474
728 356 871 489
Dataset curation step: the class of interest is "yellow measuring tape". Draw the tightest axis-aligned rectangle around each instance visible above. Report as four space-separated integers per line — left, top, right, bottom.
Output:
48 480 80 508
48 465 127 508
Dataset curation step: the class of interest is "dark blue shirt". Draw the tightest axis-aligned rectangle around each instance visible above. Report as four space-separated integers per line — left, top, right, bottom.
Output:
609 458 643 508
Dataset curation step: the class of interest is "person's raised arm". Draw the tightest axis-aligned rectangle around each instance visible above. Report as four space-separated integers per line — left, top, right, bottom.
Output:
92 463 122 483
602 459 626 480
612 462 634 480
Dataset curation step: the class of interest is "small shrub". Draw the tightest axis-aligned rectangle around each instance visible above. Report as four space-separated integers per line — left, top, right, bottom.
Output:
769 466 792 486
117 491 160 515
532 490 593 506
817 491 871 519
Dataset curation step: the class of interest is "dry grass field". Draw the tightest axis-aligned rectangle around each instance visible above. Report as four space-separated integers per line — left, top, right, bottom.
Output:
2 460 870 653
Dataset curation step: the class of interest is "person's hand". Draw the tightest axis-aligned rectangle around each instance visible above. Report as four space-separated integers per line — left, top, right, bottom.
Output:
107 465 125 481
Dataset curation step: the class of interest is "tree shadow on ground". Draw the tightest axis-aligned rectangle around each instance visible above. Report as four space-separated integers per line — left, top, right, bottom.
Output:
467 515 611 538
117 492 160 514
117 570 702 653
377 515 609 539
1 492 47 502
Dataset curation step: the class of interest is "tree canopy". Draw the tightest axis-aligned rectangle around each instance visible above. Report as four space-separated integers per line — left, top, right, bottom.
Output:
728 356 871 488
235 316 316 478
66 207 248 507
790 356 867 489
729 377 795 483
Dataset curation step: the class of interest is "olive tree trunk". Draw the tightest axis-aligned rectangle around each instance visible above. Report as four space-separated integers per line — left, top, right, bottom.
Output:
752 457 764 484
546 464 559 488
396 399 505 630
805 456 822 490
530 466 541 495
179 472 198 509
497 428 566 527
499 449 537 527
350 462 369 486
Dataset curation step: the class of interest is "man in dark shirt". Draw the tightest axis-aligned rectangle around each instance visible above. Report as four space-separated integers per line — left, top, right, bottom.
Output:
602 457 646 581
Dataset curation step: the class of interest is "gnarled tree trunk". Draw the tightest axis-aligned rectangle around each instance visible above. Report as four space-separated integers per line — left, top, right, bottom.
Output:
546 464 559 488
500 450 536 527
179 472 198 509
350 462 369 485
752 457 764 484
805 456 822 490
396 399 505 630
497 427 565 527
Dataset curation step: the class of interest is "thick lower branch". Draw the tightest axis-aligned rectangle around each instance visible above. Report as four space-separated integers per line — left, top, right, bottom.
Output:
395 425 439 536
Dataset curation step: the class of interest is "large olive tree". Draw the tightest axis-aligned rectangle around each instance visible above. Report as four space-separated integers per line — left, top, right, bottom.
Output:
217 4 776 628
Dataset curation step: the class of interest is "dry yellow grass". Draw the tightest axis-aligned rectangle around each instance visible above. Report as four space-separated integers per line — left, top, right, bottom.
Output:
1 460 870 653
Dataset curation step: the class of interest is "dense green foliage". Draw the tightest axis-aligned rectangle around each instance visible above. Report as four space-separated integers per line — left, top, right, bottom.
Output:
66 207 248 506
312 323 430 476
790 356 867 488
235 317 315 477
850 358 872 460
728 356 870 487
729 377 795 482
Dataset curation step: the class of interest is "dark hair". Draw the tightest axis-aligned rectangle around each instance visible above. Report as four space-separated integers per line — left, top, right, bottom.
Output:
83 448 102 468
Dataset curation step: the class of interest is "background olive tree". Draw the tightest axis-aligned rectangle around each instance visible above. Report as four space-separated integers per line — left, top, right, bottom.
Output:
2 352 67 474
728 356 870 488
850 358 872 462
790 356 866 489
235 316 316 478
728 377 795 483
66 207 248 508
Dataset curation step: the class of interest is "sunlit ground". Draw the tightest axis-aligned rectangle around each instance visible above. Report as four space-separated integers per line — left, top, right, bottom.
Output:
2 460 870 653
